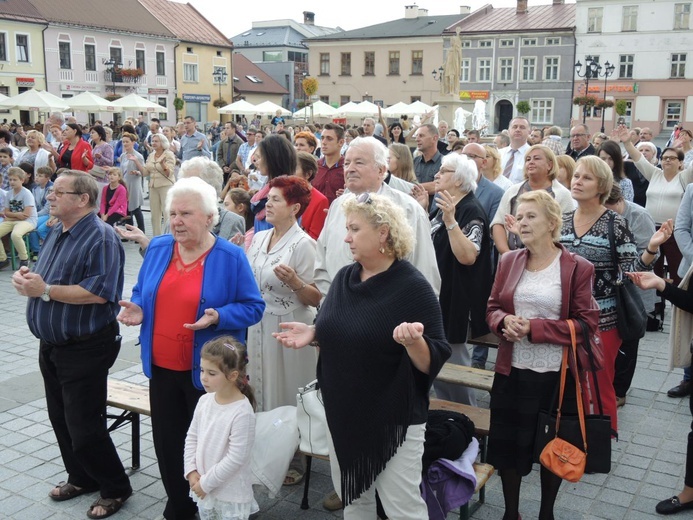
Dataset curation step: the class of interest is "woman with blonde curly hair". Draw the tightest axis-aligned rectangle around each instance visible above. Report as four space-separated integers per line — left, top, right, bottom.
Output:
273 193 450 519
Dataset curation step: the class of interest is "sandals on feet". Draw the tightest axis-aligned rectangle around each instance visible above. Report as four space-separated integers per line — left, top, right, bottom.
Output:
86 490 132 519
49 481 98 502
283 468 304 486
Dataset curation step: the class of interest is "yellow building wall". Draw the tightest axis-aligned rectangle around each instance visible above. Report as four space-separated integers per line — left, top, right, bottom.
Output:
0 20 47 124
175 43 233 125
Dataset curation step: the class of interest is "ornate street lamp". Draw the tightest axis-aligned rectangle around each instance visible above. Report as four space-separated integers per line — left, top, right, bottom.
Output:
212 66 228 103
431 66 444 82
598 61 616 132
102 58 122 96
575 56 601 124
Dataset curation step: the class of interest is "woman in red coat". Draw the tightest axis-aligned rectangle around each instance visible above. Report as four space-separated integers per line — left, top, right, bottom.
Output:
295 151 328 239
486 190 600 520
57 123 93 172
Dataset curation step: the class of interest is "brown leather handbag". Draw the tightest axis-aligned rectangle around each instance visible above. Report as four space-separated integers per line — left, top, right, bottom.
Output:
539 320 587 482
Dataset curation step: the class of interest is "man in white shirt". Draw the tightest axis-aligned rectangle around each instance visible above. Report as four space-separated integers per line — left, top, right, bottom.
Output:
499 117 531 184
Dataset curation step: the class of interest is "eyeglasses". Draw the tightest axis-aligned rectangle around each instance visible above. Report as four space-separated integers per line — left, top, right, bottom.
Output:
462 153 484 161
570 133 588 138
662 156 680 162
47 188 81 197
356 192 373 204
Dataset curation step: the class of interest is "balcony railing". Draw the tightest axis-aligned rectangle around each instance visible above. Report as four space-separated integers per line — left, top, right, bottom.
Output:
103 71 142 84
85 71 98 83
156 76 167 87
59 69 73 82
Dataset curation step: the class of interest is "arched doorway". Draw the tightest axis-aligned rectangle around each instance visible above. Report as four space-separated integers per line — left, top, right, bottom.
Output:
495 100 514 132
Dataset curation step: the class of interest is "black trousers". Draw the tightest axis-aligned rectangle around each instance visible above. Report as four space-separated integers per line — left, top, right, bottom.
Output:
613 338 639 398
38 321 131 499
150 365 204 520
130 207 145 233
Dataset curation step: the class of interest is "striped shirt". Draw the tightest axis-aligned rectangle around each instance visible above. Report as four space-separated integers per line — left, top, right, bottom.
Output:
27 211 125 344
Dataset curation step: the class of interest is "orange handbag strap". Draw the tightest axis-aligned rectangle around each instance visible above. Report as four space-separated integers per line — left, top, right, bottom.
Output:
554 319 588 452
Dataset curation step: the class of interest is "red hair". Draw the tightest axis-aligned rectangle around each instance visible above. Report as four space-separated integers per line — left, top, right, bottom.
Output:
294 131 318 150
269 176 312 218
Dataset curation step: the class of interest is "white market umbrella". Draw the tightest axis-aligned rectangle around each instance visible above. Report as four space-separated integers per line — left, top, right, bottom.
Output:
0 93 7 103
337 101 359 115
407 100 433 115
381 101 413 117
293 100 337 119
217 99 257 115
0 88 70 112
339 100 381 117
66 91 120 113
253 100 291 117
111 93 166 113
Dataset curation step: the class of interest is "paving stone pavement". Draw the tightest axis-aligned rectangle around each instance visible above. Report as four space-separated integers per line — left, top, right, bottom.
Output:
2 201 693 519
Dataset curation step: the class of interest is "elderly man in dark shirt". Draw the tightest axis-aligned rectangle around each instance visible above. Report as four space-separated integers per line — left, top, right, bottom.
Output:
12 170 132 518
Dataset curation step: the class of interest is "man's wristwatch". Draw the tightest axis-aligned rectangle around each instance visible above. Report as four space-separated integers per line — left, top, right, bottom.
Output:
41 284 52 302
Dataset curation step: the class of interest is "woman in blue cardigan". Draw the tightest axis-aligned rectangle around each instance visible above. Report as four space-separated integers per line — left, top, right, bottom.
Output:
118 177 265 520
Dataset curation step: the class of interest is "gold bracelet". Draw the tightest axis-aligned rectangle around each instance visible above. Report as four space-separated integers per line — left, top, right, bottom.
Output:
291 282 307 293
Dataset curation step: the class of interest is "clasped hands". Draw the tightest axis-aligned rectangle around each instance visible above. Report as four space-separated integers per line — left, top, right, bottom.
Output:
502 314 530 342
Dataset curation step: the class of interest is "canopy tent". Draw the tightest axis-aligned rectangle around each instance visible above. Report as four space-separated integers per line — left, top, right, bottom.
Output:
338 100 381 117
253 101 291 117
65 91 119 113
381 101 413 117
407 100 434 115
293 100 338 119
217 99 257 115
0 89 70 112
110 93 166 112
0 93 7 103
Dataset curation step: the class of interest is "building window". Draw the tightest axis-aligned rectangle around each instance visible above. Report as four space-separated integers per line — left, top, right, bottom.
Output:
461 58 470 82
545 37 560 45
16 34 29 62
156 51 165 75
0 34 6 62
522 38 537 46
364 51 375 75
461 40 471 48
500 39 515 47
675 3 691 29
619 54 634 78
341 52 351 75
479 40 492 48
477 58 491 82
340 95 350 105
389 51 400 75
288 51 307 62
84 44 96 71
262 51 282 61
411 50 423 75
499 58 513 82
531 99 553 124
544 57 559 80
158 97 167 120
522 57 536 81
622 5 638 31
136 49 145 73
319 53 330 75
665 100 684 128
410 95 421 103
320 95 329 103
183 63 198 82
588 7 603 33
672 53 687 78
362 94 373 102
110 47 122 66
59 41 71 69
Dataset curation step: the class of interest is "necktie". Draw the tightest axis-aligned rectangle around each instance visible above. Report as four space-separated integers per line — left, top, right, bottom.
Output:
503 149 516 178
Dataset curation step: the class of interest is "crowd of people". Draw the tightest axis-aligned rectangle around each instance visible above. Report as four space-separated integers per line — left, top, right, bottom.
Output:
6 109 693 520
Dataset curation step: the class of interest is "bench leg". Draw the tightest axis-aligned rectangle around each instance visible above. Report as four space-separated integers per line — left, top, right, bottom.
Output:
132 412 140 470
300 455 313 510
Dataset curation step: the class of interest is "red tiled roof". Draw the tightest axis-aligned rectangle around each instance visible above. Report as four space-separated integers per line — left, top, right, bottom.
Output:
232 54 288 95
27 0 174 37
138 0 231 48
446 3 575 34
0 0 47 23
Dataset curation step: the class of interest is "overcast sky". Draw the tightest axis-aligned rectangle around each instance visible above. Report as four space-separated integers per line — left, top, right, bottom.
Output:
185 0 575 39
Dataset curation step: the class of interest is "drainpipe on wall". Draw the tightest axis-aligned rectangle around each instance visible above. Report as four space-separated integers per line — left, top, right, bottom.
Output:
173 42 179 122
41 24 49 123
570 26 577 133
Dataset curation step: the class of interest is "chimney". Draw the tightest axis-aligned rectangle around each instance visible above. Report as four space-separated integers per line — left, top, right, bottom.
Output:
553 0 565 4
405 5 419 19
303 11 315 25
460 5 470 14
419 8 428 16
516 0 528 13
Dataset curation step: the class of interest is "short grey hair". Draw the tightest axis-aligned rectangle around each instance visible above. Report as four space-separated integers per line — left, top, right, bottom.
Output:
545 126 562 137
440 153 478 193
179 157 223 197
152 133 170 150
348 136 388 170
165 177 219 228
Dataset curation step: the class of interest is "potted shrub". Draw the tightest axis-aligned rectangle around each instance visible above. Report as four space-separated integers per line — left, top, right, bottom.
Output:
213 98 228 108
174 97 185 121
615 99 628 116
516 100 531 117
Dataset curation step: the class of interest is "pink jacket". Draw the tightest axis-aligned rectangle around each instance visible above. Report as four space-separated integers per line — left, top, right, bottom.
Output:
486 245 600 382
100 184 128 218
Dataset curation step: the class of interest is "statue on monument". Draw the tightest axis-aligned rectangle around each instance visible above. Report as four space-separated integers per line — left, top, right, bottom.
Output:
442 27 462 96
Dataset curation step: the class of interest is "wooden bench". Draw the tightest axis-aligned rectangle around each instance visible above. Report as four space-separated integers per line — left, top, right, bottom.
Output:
106 379 151 470
437 363 494 393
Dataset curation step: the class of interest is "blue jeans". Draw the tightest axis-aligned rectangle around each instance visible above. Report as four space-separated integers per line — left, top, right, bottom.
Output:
30 215 50 252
